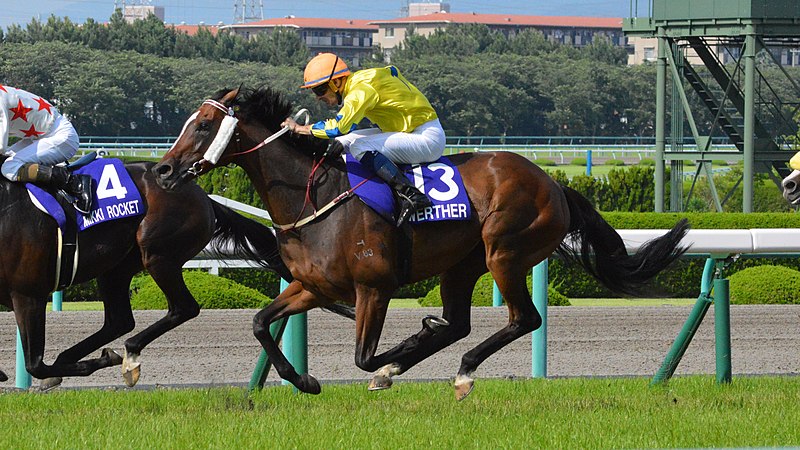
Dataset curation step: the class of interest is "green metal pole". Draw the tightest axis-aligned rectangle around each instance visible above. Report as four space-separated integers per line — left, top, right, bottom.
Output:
743 28 756 213
52 291 63 311
248 278 292 391
651 257 715 385
247 318 288 391
531 259 548 378
492 281 502 307
713 278 732 384
16 328 31 389
655 34 667 212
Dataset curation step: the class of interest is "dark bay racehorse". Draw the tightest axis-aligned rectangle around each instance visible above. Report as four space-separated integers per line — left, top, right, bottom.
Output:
153 87 689 400
0 159 293 388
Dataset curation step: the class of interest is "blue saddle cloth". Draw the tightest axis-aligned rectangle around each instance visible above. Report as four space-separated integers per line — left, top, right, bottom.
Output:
26 158 146 232
345 154 472 224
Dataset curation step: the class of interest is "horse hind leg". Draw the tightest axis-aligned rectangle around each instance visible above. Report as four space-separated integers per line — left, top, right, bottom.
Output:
13 292 121 382
455 260 543 401
369 249 486 390
40 269 137 390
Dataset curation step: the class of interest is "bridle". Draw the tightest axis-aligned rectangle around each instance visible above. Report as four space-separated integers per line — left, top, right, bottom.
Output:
179 97 369 232
184 99 310 178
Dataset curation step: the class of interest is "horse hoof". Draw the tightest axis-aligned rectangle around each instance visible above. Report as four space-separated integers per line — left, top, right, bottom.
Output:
102 348 123 366
122 351 141 387
368 374 393 391
122 365 140 387
454 375 474 401
298 373 321 395
422 315 449 333
39 377 63 391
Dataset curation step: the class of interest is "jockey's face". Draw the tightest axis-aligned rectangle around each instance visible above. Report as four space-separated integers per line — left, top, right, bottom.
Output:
314 79 344 107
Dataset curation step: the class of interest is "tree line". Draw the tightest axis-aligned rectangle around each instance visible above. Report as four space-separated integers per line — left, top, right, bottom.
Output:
2 12 797 138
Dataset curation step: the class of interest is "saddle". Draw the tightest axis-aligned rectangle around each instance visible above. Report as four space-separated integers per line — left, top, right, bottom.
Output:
344 154 472 225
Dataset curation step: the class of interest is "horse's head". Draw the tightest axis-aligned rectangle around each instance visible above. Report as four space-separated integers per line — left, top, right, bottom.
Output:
153 88 240 191
782 151 800 205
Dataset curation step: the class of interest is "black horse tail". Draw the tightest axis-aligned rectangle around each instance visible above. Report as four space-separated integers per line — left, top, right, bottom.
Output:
207 200 356 320
556 185 690 296
207 199 292 280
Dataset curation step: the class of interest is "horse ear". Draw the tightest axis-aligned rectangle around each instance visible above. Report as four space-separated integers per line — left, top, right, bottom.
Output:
222 87 240 106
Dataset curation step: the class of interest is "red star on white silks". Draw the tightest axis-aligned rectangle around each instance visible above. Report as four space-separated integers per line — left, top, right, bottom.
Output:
33 97 52 114
0 85 7 92
21 123 45 138
9 99 32 122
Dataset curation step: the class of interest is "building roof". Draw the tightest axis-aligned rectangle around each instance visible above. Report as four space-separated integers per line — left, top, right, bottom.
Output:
171 24 220 36
223 17 378 31
369 12 622 29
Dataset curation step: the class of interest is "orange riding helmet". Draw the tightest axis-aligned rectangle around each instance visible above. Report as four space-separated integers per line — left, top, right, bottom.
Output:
301 53 351 89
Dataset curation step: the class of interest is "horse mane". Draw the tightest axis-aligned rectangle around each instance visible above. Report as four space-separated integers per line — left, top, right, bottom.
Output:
213 87 328 158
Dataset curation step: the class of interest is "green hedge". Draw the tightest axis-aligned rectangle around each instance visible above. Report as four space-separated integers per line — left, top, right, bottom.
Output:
219 268 283 298
130 270 271 310
729 265 800 305
420 273 570 307
601 212 800 229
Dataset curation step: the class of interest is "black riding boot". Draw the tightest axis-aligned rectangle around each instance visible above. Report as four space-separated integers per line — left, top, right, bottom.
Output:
362 151 432 227
18 163 93 214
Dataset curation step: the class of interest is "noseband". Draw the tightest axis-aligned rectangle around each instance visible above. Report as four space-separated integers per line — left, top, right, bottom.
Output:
182 100 310 179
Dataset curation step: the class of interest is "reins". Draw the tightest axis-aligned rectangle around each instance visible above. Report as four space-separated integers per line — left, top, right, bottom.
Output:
192 99 369 233
227 108 311 158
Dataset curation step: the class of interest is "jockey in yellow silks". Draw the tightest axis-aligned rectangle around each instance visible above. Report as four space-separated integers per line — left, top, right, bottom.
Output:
282 53 445 227
0 84 92 213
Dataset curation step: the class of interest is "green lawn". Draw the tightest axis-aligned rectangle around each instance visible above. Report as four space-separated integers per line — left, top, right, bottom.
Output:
1 377 798 448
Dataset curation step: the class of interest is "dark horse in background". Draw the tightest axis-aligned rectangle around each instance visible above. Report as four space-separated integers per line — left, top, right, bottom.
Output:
153 87 690 400
0 159 294 388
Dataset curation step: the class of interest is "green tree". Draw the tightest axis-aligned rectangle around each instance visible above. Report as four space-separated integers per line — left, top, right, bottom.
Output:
248 29 310 66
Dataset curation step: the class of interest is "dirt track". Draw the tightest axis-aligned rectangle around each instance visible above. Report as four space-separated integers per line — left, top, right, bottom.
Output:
1 305 799 390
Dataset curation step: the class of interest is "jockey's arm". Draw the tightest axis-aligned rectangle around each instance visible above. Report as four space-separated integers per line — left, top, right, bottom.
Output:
283 85 378 139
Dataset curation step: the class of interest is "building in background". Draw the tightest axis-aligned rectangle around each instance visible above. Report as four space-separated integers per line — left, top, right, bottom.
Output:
221 17 377 66
370 12 626 61
404 1 451 17
118 2 164 23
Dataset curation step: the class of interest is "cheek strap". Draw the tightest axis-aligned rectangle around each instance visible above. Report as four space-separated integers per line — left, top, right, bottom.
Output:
202 114 239 164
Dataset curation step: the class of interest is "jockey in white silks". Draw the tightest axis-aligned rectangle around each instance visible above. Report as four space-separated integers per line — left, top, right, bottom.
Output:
0 85 92 213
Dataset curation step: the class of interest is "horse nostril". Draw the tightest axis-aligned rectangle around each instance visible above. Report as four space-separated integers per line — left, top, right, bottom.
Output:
783 180 796 192
154 163 173 178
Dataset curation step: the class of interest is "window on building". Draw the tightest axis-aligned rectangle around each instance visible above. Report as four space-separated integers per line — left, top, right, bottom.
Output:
386 27 394 38
644 47 655 62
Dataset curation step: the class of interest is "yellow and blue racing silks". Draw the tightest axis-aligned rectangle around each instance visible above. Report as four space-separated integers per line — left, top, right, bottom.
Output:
310 65 438 139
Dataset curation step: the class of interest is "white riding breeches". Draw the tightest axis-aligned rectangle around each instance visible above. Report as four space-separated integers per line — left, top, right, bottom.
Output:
2 115 79 181
335 118 446 164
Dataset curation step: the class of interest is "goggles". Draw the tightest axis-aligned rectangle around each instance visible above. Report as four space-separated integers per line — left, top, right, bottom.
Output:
311 83 330 97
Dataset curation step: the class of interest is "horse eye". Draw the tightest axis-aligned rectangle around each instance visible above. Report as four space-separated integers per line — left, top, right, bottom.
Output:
196 121 211 133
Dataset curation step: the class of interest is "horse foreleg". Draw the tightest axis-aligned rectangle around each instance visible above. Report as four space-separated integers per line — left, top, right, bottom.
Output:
121 262 200 387
12 292 122 381
41 270 137 390
252 281 329 394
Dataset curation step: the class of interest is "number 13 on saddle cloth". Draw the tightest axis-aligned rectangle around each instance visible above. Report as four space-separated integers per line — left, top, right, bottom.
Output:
345 154 471 224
